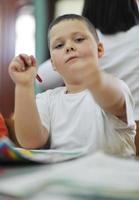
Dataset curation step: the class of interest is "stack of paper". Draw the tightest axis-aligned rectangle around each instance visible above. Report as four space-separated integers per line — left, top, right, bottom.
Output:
0 151 139 200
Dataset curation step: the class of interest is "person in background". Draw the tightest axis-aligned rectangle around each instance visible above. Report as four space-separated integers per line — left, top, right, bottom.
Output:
36 59 63 93
36 0 139 155
137 0 139 8
9 14 136 156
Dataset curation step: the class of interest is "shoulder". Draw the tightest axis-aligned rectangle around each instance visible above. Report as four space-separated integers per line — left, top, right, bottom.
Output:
102 80 135 127
117 80 135 126
120 80 133 102
36 87 65 99
119 80 134 108
97 25 139 42
36 87 65 111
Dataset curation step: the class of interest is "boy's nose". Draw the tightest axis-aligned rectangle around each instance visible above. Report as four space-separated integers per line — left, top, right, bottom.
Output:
66 47 75 53
66 45 76 53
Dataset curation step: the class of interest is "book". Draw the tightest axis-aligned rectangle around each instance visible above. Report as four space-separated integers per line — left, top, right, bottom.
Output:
0 136 85 163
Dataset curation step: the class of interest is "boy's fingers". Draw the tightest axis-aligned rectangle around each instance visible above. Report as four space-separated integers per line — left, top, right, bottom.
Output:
10 61 24 72
19 54 32 66
30 55 37 66
9 54 37 75
11 57 25 71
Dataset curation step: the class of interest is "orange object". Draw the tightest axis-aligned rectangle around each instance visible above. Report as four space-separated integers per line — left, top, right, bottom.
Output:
0 113 8 137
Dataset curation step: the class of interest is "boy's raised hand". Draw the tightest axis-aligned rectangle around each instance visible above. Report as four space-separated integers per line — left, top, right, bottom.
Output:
9 54 37 86
69 56 101 88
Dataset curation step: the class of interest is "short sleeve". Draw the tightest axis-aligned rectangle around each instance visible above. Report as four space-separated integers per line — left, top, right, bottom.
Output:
36 91 51 133
102 81 136 156
120 80 135 127
106 80 136 135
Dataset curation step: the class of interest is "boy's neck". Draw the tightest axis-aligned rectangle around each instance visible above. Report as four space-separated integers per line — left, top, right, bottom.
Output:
65 83 86 94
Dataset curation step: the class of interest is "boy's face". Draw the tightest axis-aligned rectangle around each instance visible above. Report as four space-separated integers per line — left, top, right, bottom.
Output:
49 19 103 84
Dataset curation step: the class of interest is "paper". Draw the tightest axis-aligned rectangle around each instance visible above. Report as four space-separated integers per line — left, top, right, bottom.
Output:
0 136 85 163
1 136 139 199
0 151 139 199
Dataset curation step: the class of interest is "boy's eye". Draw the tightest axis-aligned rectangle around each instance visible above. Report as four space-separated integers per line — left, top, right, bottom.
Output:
54 43 64 49
75 38 85 43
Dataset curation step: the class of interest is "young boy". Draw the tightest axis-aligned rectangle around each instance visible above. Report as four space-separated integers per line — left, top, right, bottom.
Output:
9 14 136 156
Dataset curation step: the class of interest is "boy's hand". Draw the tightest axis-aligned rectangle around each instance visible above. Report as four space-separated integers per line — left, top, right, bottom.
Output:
69 56 101 88
9 54 37 87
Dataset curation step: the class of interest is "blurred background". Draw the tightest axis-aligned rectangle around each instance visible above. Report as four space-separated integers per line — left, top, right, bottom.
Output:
0 0 84 117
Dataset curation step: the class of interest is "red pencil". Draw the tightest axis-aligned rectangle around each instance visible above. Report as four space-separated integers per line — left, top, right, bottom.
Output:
19 54 42 83
36 74 42 82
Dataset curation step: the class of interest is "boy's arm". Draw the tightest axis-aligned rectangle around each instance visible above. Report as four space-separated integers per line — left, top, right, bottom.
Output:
72 57 126 121
14 85 49 149
9 54 49 149
88 71 126 121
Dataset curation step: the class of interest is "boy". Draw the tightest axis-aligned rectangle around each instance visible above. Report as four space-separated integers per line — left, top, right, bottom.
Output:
9 14 136 156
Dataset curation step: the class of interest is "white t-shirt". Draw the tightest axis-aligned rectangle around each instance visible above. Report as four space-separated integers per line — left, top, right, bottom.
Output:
98 25 139 120
36 81 136 156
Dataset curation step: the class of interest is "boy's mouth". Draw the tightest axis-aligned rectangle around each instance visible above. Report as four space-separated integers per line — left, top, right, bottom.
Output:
65 56 78 63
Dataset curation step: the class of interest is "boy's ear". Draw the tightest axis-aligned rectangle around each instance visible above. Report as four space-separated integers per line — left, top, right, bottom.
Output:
97 42 104 58
51 59 56 71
